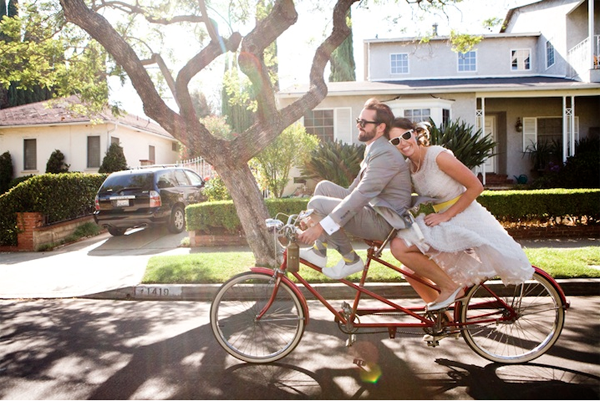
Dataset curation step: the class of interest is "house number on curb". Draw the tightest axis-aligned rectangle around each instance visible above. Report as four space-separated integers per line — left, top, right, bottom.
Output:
134 285 183 298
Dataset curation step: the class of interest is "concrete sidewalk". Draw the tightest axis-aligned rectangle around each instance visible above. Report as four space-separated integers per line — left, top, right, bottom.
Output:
0 230 598 301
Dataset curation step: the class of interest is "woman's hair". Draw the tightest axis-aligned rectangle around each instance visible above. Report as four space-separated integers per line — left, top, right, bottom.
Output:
391 118 431 146
363 98 394 138
414 121 431 147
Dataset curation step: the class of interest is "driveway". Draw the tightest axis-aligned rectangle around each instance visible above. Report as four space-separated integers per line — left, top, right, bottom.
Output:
0 226 190 299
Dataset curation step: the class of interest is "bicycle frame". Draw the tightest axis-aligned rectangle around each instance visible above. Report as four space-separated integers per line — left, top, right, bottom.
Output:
250 239 569 339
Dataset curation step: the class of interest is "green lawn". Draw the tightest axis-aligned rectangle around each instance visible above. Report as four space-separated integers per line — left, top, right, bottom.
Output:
143 246 600 284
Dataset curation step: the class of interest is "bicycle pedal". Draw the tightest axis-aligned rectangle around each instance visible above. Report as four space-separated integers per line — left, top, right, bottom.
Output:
346 334 356 347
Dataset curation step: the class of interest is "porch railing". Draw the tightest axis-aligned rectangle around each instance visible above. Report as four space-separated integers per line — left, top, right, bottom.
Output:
567 35 600 79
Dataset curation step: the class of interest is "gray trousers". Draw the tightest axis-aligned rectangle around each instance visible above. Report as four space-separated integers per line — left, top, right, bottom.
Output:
308 181 394 256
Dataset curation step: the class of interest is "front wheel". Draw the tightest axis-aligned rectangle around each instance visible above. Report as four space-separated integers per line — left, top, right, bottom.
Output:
210 272 306 363
460 271 566 364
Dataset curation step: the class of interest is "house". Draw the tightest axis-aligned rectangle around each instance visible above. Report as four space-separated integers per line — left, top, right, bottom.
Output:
0 95 180 178
276 0 600 186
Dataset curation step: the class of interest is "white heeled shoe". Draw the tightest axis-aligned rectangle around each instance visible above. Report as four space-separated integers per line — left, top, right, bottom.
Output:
426 287 464 311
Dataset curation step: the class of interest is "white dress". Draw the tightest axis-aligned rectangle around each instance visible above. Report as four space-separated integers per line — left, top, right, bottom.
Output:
397 146 534 287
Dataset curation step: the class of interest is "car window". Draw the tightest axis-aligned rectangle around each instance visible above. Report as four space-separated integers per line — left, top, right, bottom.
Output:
174 169 191 186
185 170 204 186
100 172 154 192
157 171 177 188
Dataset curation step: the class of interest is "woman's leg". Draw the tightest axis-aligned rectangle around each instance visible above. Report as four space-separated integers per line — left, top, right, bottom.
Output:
390 238 462 304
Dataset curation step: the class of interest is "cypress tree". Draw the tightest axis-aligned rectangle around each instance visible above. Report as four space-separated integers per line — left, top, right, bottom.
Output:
7 0 17 17
329 8 356 82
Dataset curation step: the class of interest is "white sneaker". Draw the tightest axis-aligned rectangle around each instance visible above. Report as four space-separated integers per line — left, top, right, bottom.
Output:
323 258 364 279
299 248 327 269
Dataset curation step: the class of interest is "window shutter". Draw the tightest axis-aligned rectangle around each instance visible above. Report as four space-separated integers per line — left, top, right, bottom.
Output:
522 117 537 152
335 107 353 143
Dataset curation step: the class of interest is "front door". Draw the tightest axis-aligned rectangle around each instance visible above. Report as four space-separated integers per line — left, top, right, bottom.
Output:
484 116 497 173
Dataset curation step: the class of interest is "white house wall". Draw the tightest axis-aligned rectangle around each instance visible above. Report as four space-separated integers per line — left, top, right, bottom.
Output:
0 123 178 178
367 36 541 82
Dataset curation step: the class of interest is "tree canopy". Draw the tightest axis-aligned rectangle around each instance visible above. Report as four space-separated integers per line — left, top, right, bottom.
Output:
0 0 462 266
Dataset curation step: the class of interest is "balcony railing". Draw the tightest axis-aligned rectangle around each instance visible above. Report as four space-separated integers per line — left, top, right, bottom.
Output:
568 35 600 79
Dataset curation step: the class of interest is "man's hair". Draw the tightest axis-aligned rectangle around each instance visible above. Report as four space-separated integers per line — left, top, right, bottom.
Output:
363 98 394 138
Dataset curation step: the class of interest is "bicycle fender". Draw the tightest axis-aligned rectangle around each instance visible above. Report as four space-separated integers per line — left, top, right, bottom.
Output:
250 267 311 324
532 265 570 309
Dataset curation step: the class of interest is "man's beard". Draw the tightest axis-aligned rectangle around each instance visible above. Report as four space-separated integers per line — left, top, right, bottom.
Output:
358 127 376 142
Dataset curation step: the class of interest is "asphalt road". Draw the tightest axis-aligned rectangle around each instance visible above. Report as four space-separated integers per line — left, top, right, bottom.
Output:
1 296 599 400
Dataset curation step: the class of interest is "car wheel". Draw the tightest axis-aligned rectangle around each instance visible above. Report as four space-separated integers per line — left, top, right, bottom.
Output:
108 227 127 236
168 205 185 233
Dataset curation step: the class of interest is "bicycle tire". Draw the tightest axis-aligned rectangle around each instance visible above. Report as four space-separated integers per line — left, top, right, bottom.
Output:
460 271 565 364
210 272 306 363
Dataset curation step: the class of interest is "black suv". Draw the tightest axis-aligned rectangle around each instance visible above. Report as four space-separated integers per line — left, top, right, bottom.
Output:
94 167 205 236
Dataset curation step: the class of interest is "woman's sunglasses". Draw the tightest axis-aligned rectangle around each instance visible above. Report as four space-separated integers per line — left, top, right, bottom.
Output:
389 130 414 146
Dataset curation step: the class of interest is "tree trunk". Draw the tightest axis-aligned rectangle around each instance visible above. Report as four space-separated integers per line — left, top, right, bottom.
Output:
215 163 277 267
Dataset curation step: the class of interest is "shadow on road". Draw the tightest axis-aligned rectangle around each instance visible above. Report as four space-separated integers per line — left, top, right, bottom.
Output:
1 298 598 400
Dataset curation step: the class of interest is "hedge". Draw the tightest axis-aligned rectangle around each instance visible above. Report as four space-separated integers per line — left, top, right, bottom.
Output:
186 189 600 233
186 198 310 233
0 173 107 246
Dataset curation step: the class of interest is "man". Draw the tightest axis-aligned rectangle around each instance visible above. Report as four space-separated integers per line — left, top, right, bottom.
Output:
297 98 412 279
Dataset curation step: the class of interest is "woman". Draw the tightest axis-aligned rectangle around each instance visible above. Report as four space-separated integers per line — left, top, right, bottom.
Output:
388 118 534 311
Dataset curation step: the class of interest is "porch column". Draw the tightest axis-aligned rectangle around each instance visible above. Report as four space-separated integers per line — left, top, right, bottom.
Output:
562 96 576 163
475 97 486 184
590 0 595 70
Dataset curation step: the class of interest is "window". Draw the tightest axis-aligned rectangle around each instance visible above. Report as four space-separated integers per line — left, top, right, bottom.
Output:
546 41 555 69
391 53 409 74
511 49 531 71
184 170 204 186
522 117 579 152
458 51 477 72
303 109 334 142
404 109 431 123
111 137 119 145
172 142 179 152
87 136 100 168
149 145 155 163
442 109 451 126
24 139 37 170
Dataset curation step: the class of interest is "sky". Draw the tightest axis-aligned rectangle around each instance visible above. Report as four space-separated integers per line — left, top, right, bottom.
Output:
109 0 537 118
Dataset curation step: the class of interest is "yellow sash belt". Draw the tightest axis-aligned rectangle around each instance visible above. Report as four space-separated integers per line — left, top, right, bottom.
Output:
432 195 461 213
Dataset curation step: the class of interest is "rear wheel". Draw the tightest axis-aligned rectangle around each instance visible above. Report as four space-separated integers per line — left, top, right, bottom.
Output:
210 272 306 363
107 227 126 236
167 205 185 233
460 271 565 364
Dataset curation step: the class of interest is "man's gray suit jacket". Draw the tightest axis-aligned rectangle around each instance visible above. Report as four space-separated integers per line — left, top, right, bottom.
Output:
328 135 412 229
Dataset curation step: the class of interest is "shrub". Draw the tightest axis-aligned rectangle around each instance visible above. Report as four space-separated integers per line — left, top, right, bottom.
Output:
186 198 310 233
428 118 496 169
529 136 600 189
46 149 71 173
186 189 600 235
99 142 128 173
0 173 107 246
301 140 365 188
203 175 231 201
251 123 319 198
0 151 13 194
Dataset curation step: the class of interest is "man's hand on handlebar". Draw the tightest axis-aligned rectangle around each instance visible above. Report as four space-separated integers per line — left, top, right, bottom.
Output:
297 223 324 246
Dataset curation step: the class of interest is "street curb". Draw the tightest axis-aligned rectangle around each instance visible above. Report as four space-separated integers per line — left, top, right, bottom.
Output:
84 278 600 302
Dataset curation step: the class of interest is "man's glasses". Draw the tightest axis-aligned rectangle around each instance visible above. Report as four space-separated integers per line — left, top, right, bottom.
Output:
389 130 414 146
356 118 379 128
